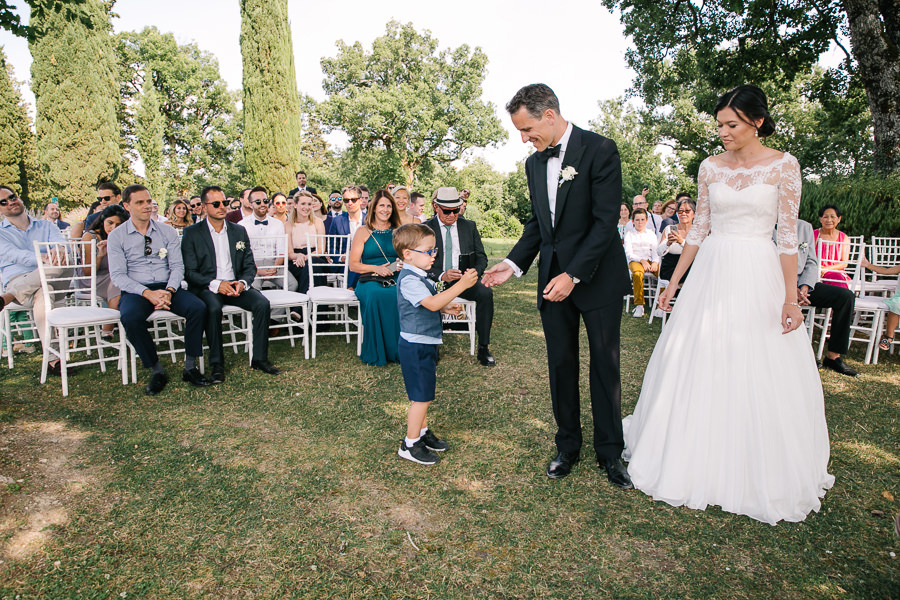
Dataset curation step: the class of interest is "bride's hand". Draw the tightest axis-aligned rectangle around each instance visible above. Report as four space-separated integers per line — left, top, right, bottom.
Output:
657 284 676 312
782 303 803 334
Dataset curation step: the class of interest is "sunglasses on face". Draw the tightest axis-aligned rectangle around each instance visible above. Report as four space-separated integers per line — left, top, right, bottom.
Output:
343 196 360 203
143 235 153 256
0 195 18 206
97 195 114 202
330 197 342 202
439 207 460 215
676 209 693 214
205 200 227 209
410 248 438 257
274 201 286 207
190 202 202 208
252 198 270 205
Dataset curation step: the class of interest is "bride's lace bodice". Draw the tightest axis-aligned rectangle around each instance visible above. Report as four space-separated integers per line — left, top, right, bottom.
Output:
685 152 801 255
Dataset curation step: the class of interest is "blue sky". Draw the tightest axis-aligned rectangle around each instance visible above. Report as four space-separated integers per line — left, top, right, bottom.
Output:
0 0 640 173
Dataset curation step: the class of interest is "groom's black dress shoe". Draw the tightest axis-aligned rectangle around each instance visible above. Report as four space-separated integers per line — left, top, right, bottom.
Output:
821 356 860 377
546 451 580 479
599 457 633 489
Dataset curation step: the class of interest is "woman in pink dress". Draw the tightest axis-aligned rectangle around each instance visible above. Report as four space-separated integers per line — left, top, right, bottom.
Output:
814 204 851 289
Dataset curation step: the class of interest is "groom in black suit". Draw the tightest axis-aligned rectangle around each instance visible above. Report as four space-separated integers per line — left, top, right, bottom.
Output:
181 185 281 383
483 84 632 488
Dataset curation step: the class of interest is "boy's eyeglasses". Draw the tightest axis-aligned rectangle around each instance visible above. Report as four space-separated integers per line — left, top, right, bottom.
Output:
410 248 438 257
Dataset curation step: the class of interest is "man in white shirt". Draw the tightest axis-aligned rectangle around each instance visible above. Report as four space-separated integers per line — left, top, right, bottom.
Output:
407 192 427 223
181 185 280 383
623 195 662 236
238 186 292 290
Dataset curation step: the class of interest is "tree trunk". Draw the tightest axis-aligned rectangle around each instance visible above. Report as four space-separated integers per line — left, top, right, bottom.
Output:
842 0 900 173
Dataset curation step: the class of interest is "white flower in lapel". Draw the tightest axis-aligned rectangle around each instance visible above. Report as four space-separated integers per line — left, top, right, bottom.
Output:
558 166 578 188
157 247 168 259
799 242 809 251
235 241 246 251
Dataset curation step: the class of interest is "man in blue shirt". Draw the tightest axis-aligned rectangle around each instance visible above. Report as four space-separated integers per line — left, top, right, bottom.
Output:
108 184 209 395
0 186 67 374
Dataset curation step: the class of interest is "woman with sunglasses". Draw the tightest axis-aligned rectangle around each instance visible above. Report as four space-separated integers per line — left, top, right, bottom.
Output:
270 192 289 224
349 189 402 366
657 198 696 284
286 191 326 293
168 199 193 230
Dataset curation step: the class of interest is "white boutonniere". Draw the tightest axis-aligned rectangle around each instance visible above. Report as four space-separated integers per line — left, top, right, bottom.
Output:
157 247 168 259
434 280 445 293
558 166 578 187
236 241 246 251
799 242 809 251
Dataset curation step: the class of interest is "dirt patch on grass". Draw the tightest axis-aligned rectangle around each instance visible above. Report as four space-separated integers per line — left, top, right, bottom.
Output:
0 420 103 560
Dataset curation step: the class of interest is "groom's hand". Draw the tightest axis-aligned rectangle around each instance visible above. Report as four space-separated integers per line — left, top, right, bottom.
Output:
482 262 513 288
543 273 575 302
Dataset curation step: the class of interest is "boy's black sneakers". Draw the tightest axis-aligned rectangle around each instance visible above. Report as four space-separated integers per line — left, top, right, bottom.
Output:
421 429 449 452
398 439 441 465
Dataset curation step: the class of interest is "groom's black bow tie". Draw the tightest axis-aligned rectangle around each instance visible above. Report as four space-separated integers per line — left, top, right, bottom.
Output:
540 144 562 160
255 219 268 225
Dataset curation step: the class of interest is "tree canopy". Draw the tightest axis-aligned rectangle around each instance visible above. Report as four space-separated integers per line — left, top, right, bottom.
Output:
0 46 40 204
602 0 898 173
320 21 506 187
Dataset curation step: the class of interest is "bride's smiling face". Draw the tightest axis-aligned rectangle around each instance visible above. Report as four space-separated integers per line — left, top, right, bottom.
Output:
716 107 762 151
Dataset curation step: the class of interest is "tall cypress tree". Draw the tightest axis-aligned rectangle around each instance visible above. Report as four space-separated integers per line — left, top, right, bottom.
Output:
239 0 301 193
135 87 167 202
29 0 120 208
0 47 41 206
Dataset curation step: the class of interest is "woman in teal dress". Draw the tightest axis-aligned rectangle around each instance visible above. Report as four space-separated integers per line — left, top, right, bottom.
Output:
349 189 403 365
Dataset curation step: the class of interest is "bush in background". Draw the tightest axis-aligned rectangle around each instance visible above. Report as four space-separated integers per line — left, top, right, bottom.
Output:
801 172 900 236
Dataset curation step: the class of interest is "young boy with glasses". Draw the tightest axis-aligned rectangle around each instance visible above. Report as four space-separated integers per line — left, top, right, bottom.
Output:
392 223 478 465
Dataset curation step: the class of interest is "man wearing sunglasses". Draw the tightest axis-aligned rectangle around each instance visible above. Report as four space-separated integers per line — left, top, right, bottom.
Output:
188 196 205 222
108 185 209 395
425 187 495 367
0 185 68 375
238 186 293 291
182 185 280 382
79 182 122 235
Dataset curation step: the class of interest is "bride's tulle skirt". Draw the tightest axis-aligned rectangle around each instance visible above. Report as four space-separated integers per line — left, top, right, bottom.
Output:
624 234 835 525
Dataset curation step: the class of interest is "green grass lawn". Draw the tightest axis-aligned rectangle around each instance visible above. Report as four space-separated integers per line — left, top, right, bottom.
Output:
0 239 898 599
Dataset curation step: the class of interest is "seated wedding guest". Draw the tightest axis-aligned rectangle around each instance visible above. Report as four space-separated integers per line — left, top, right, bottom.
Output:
167 199 193 231
311 193 328 219
617 202 630 240
239 186 290 290
70 200 103 240
623 195 661 235
43 201 69 231
107 184 209 395
270 192 288 224
150 200 166 222
81 204 129 338
624 208 659 318
788 219 860 376
325 185 365 289
80 182 121 234
349 189 402 366
226 188 253 224
408 192 427 223
815 204 851 289
359 185 370 212
659 192 691 232
657 198 695 283
181 185 280 382
188 195 205 222
286 191 326 293
393 186 416 225
861 257 900 353
426 186 496 366
228 197 239 210
0 186 67 374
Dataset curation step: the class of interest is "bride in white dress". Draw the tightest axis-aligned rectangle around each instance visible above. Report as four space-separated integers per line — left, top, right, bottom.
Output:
623 85 835 525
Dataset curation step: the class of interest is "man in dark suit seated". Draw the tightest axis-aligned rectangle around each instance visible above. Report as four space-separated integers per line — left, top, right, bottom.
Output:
181 185 281 383
288 171 317 197
425 187 496 366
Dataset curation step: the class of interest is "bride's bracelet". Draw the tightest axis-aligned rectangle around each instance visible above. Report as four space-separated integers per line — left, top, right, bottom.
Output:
784 302 800 307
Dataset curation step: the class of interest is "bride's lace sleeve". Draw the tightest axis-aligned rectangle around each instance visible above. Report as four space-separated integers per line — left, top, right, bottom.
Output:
685 160 711 247
775 154 802 255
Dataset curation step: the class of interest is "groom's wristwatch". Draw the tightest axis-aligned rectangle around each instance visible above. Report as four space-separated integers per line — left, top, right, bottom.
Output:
566 273 580 284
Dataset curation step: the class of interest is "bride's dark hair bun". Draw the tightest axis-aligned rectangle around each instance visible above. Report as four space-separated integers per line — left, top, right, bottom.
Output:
714 85 776 138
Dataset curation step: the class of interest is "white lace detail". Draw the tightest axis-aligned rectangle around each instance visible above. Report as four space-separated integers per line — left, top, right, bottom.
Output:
684 153 801 255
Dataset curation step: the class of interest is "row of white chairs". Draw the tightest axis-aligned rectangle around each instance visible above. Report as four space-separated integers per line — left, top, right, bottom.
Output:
3 232 476 396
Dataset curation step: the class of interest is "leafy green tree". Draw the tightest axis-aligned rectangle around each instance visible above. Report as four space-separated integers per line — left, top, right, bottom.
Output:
116 27 243 199
2 0 87 40
320 20 506 187
239 0 301 193
0 46 41 204
503 160 530 224
29 0 120 208
602 0 897 172
590 98 693 204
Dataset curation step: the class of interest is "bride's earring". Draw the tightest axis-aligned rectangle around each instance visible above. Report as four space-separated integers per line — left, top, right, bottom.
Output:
754 129 759 137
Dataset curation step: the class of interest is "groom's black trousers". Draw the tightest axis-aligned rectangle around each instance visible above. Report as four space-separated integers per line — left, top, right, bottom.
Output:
539 282 625 461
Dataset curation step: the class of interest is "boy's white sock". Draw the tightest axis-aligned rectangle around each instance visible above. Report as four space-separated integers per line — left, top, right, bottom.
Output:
420 427 429 436
405 436 420 447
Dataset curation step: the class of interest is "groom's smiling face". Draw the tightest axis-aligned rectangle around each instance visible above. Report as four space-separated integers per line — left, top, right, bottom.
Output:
510 106 558 152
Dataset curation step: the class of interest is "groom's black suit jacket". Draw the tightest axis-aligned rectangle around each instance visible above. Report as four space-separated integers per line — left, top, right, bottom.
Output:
181 221 258 294
507 125 630 309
